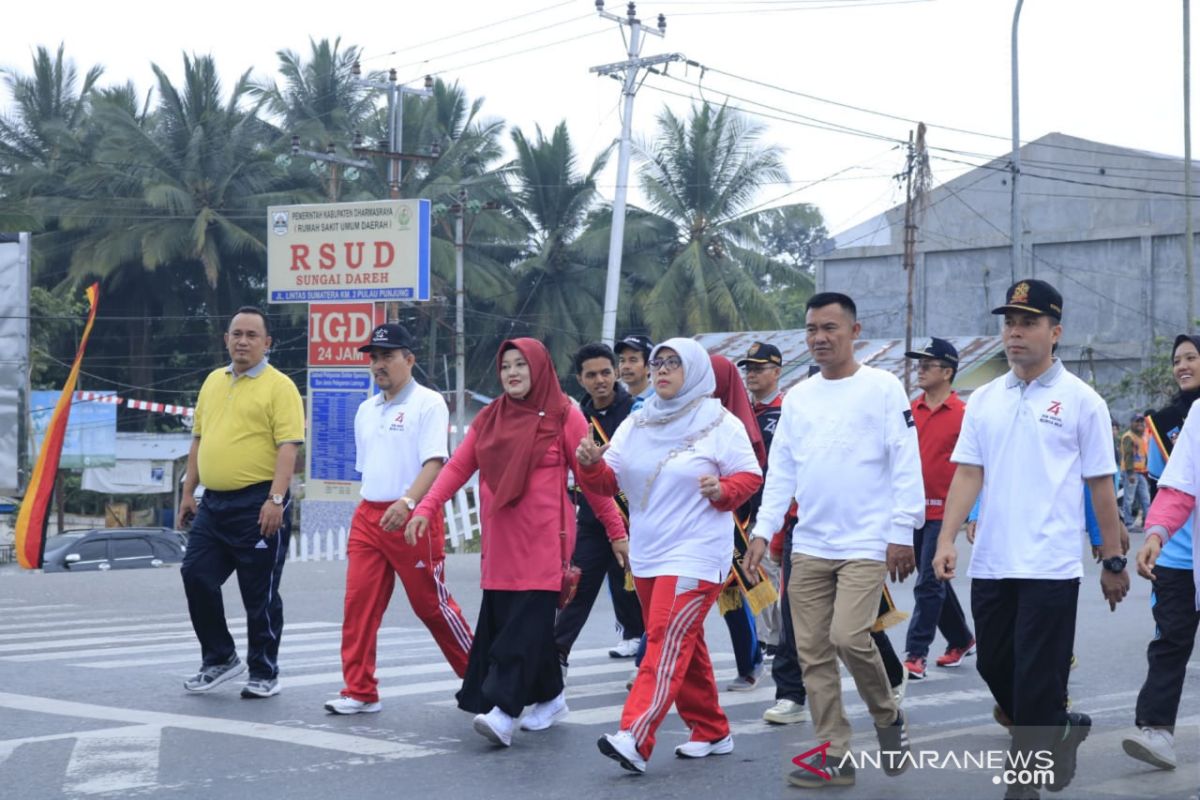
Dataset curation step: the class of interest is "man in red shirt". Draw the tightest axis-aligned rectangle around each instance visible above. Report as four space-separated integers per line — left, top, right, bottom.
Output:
902 338 975 680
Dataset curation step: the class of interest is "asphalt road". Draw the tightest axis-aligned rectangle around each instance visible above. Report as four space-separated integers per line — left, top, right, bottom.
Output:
1 537 1197 800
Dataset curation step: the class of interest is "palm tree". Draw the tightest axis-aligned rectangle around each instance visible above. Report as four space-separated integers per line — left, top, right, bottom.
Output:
0 44 103 244
504 122 611 377
255 38 379 202
64 54 308 360
632 102 802 338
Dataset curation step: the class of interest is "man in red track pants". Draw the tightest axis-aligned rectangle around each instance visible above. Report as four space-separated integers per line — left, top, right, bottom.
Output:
325 323 473 715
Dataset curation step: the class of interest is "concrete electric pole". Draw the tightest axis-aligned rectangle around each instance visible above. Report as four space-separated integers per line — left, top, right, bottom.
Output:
902 124 931 397
590 1 685 345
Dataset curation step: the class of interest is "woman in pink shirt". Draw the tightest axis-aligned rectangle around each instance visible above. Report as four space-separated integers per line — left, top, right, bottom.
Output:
407 338 626 748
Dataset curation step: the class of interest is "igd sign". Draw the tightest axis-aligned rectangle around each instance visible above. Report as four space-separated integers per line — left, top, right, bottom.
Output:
308 303 384 367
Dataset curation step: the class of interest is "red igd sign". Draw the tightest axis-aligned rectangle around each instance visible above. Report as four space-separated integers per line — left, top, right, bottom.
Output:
308 303 384 367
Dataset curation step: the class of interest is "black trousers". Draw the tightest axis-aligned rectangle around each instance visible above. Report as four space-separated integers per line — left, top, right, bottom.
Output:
1135 565 1200 731
972 577 1077 744
180 482 291 680
554 521 644 660
458 589 562 717
771 527 807 703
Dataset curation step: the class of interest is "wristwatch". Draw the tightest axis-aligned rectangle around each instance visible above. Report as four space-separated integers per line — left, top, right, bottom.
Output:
401 496 416 511
270 493 285 506
1101 555 1127 573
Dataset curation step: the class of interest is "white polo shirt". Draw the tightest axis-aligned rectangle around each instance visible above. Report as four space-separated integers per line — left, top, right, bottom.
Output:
354 379 449 502
952 360 1116 580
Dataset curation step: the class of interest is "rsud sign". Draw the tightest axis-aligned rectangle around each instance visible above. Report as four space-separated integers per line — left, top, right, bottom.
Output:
308 303 383 367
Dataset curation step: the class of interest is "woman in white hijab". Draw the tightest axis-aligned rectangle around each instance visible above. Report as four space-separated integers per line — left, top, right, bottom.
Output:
575 337 763 774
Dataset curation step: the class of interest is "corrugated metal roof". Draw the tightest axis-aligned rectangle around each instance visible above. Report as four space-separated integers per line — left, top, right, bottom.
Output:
694 331 1006 397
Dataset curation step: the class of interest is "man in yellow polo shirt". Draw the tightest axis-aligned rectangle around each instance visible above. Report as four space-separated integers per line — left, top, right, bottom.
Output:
180 306 305 698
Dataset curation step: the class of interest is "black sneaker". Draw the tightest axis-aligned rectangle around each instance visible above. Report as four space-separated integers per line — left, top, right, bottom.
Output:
787 753 855 787
1046 712 1091 792
875 708 911 776
183 655 245 693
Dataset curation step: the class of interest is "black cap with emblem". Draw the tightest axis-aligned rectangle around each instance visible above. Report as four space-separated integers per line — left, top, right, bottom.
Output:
358 323 415 352
991 278 1063 318
904 336 959 365
736 341 783 368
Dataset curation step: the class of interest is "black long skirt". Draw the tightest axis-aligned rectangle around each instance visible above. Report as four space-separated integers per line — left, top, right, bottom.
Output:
456 589 563 717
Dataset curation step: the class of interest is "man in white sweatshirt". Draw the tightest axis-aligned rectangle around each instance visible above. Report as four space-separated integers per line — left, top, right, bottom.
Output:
746 292 924 789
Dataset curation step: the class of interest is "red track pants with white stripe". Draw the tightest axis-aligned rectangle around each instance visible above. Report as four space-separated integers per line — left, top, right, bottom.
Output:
622 575 730 759
340 500 473 703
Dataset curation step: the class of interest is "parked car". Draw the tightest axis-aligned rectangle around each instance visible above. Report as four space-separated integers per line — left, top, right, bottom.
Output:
42 528 186 573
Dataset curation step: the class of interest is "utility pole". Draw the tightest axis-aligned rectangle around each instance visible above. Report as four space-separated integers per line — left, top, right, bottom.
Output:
1186 0 1195 333
288 138 371 201
351 65 438 199
902 123 931 396
590 1 685 345
1011 0 1025 283
352 63 438 324
435 191 500 445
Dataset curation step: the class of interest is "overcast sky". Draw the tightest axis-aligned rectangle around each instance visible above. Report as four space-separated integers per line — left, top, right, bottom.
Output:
5 0 1197 237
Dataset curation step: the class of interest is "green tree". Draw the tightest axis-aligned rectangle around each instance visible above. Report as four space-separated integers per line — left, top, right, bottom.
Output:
754 203 825 326
632 103 801 339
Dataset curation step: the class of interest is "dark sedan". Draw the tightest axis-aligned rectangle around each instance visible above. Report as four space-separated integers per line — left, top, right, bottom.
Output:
42 528 186 573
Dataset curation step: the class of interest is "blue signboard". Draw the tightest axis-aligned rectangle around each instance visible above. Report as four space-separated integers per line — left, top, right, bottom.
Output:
30 391 117 469
307 370 370 483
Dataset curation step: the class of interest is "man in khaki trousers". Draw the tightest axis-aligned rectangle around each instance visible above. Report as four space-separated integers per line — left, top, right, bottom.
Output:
747 293 923 790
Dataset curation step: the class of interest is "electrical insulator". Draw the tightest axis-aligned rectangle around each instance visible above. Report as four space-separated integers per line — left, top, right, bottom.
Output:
290 135 300 156
352 60 361 77
424 74 434 90
627 2 636 19
389 68 397 83
657 13 666 33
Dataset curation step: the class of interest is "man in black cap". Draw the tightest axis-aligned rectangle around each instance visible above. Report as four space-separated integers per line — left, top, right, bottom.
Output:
325 323 474 715
933 280 1128 795
901 338 974 681
614 334 655 410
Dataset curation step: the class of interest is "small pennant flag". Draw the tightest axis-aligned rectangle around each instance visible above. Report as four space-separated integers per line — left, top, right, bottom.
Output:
15 283 101 569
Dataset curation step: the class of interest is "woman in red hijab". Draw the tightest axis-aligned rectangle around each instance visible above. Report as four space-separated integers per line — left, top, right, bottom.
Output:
711 354 771 691
408 339 627 748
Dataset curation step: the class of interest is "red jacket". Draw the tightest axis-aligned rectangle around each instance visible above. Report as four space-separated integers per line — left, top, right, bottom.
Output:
911 391 965 522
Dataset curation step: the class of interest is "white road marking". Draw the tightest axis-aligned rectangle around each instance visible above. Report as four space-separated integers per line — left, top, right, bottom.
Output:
0 692 444 759
62 724 161 796
74 634 428 670
0 614 189 633
3 625 346 662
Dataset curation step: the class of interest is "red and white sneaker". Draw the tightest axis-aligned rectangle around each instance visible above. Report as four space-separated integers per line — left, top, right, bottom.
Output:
904 655 927 680
936 638 976 668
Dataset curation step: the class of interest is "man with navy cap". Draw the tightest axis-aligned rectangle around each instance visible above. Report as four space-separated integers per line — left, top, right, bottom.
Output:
614 334 655 411
933 280 1127 795
902 337 975 681
325 323 474 715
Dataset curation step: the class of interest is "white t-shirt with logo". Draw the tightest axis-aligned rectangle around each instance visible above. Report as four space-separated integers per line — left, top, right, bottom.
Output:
355 380 450 502
952 360 1116 580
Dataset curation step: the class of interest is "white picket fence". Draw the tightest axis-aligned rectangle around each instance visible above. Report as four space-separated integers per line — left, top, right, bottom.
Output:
289 475 481 562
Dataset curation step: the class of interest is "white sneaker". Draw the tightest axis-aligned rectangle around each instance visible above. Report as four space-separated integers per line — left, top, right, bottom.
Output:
324 696 382 715
1122 727 1177 770
598 730 646 773
473 707 515 747
763 698 809 725
520 692 568 731
609 638 640 658
675 734 733 758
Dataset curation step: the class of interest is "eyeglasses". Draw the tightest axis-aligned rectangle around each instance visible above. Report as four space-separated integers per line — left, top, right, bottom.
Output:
648 356 683 372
